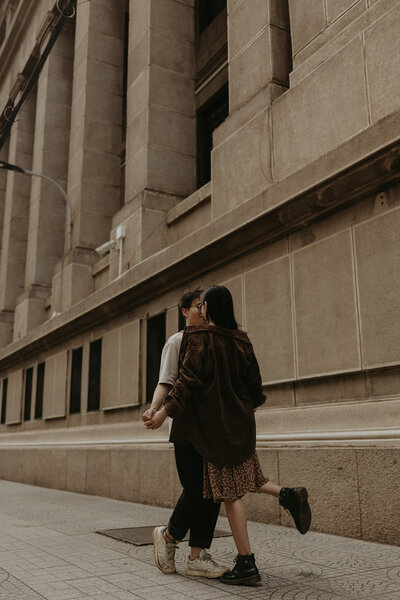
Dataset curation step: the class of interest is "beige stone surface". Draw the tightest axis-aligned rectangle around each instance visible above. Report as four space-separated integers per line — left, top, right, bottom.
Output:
326 0 362 23
364 3 400 123
229 26 290 112
101 321 140 410
150 0 194 42
0 96 35 313
43 351 68 420
150 28 194 78
100 329 119 410
212 109 271 219
357 448 400 544
288 0 326 55
110 447 141 502
354 208 400 368
139 447 176 507
245 257 295 383
86 448 111 497
61 262 94 311
293 230 361 378
262 383 295 408
278 448 362 537
5 370 23 425
148 105 196 157
66 448 87 493
273 38 369 181
295 372 367 406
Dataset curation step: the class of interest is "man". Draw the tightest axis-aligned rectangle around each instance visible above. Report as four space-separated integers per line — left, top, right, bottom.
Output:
143 290 227 579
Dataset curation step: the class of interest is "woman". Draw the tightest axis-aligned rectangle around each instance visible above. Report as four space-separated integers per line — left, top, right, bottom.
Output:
148 285 311 586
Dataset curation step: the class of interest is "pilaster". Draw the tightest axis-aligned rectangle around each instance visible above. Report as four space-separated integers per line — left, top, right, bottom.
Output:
115 0 196 269
228 0 291 113
0 94 36 344
14 28 75 340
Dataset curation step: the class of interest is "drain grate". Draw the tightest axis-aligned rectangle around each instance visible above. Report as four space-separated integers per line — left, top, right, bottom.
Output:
97 526 231 546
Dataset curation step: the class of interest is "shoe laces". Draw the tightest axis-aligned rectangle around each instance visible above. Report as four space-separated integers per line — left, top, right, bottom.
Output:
198 550 214 564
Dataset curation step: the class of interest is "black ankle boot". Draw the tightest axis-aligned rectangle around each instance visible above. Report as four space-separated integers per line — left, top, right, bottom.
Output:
220 553 261 586
279 487 312 534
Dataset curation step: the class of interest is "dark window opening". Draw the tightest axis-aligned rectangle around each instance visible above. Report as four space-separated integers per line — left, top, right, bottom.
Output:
197 83 229 187
69 347 83 414
23 367 33 421
1 378 8 425
88 339 102 411
146 312 166 403
0 19 6 47
197 0 226 34
35 362 45 419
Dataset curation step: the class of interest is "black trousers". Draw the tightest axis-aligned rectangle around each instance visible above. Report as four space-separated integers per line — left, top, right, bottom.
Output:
168 442 220 549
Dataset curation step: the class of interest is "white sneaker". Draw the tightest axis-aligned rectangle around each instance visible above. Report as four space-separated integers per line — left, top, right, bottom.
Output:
186 549 229 578
152 526 177 574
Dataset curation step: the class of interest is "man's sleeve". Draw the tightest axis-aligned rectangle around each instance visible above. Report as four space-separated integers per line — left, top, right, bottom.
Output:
158 335 181 387
164 334 206 418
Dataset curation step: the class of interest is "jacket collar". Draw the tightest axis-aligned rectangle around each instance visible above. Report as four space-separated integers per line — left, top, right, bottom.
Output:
185 324 251 343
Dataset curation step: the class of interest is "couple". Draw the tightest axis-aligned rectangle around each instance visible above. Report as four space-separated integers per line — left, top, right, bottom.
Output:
143 286 311 586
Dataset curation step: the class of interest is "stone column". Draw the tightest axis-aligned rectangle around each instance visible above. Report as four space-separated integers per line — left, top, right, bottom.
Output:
0 94 36 345
116 0 196 269
0 139 9 246
227 0 291 113
13 28 74 340
51 0 126 311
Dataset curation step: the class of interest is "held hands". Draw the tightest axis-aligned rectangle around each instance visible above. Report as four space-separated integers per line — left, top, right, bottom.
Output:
142 407 156 423
143 406 168 430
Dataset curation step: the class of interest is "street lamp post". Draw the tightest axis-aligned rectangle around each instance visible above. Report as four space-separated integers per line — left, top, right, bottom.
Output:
0 160 72 250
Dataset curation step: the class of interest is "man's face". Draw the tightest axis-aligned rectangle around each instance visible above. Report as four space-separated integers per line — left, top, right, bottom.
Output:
183 297 205 326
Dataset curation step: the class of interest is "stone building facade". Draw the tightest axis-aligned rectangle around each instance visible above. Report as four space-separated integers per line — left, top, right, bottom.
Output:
0 0 399 544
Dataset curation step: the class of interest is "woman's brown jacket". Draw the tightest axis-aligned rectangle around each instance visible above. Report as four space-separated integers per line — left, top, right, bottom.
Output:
164 324 266 467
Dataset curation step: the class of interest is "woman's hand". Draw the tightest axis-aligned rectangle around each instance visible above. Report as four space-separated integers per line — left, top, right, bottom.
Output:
142 407 156 423
144 406 168 430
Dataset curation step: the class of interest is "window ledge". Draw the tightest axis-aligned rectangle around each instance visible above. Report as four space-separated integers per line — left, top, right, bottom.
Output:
166 181 211 225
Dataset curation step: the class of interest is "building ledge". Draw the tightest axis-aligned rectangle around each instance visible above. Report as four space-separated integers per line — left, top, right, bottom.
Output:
166 181 211 225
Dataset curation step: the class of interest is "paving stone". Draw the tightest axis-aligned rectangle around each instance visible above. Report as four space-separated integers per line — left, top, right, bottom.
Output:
0 481 400 599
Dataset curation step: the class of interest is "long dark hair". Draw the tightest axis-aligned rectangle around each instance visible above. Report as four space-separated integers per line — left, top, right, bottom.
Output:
202 285 238 330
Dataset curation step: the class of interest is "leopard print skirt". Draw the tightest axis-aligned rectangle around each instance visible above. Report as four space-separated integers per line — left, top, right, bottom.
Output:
203 450 268 503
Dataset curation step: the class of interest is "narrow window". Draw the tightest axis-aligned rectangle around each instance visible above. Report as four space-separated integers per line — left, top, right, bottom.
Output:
69 347 83 414
88 339 102 411
198 0 226 33
197 83 229 187
146 312 166 403
195 0 228 187
1 378 7 424
0 19 6 47
23 367 33 421
34 362 45 419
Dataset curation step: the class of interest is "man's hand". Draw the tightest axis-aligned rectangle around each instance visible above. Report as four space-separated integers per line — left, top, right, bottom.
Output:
142 407 156 423
144 406 168 430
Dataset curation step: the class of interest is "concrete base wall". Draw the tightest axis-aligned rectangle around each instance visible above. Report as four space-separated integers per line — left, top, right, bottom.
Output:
0 442 398 545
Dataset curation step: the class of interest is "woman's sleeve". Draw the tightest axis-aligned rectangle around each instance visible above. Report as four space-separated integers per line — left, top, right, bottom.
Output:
164 333 206 418
247 349 266 409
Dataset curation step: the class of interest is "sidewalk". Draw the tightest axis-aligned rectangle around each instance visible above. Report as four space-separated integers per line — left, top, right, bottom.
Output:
0 481 399 599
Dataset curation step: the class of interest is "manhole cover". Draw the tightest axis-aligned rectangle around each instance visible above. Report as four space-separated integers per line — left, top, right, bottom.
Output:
97 526 231 546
